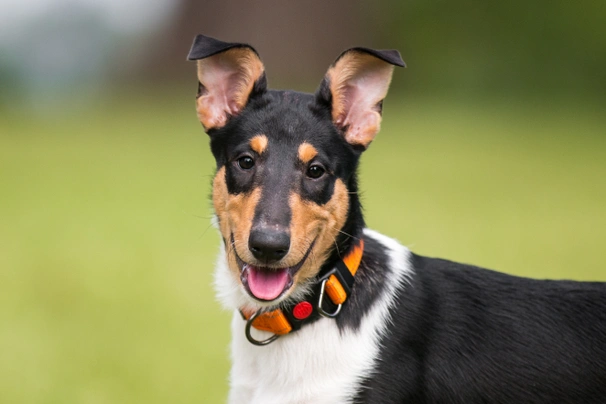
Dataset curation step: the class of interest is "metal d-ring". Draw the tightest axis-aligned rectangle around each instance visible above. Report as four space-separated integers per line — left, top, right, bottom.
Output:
245 310 281 346
317 278 342 318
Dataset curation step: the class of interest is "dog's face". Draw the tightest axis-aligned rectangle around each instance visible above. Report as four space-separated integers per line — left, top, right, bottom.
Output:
210 98 353 304
188 35 403 308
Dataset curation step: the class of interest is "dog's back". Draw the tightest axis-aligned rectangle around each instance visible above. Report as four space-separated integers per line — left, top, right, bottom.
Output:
360 252 606 403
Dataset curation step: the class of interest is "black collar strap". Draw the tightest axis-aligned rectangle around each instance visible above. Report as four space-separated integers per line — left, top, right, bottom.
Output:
240 239 365 346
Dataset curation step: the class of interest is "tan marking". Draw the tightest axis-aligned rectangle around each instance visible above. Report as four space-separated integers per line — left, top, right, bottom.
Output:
325 51 394 148
288 179 349 283
250 135 268 155
298 142 318 164
212 167 262 279
196 47 265 130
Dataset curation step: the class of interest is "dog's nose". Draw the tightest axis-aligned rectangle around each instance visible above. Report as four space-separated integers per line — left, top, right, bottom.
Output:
248 227 290 263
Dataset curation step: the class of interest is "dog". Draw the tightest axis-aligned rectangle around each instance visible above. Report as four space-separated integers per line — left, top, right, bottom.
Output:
187 34 606 403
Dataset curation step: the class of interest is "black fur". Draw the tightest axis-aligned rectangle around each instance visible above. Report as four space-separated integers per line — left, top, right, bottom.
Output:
334 47 407 68
187 34 260 62
353 254 606 403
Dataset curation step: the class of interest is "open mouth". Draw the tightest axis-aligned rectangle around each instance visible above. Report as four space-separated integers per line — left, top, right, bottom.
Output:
233 237 315 302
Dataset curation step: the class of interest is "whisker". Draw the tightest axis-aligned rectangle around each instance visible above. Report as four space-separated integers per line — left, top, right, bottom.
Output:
330 226 360 241
332 235 341 256
228 238 237 255
190 213 215 220
197 222 215 240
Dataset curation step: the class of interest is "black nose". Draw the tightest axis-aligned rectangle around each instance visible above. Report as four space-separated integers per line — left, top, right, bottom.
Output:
248 227 290 263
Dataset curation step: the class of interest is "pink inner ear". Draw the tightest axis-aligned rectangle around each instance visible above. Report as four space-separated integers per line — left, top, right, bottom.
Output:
328 53 395 148
196 48 264 130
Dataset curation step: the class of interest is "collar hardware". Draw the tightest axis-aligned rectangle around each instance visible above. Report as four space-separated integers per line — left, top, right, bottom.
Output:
317 259 355 305
317 278 342 318
240 239 364 345
245 310 282 346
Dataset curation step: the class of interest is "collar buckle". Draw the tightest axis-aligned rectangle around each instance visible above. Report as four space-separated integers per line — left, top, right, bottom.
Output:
245 310 281 346
316 278 342 318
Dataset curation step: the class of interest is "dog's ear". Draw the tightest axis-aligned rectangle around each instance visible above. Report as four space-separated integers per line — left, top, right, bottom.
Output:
187 34 266 131
316 48 405 149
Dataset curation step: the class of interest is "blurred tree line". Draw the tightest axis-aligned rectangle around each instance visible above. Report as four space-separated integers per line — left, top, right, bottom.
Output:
1 0 604 109
146 0 605 98
374 0 606 96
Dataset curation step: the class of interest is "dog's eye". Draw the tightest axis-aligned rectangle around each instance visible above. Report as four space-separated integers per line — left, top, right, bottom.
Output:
237 156 255 170
306 164 325 179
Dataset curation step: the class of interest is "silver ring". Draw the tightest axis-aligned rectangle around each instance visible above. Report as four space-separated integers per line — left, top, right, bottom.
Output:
316 278 342 318
245 310 280 346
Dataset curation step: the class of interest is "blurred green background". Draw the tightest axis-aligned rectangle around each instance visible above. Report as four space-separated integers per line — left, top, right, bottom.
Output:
1 1 605 403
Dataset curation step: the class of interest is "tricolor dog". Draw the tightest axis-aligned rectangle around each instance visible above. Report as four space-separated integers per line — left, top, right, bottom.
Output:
188 34 606 403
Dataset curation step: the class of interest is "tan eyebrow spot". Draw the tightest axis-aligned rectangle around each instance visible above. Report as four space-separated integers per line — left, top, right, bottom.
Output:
249 135 268 155
298 142 318 164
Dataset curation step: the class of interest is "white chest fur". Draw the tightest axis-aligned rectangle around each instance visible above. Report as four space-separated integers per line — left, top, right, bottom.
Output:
218 229 412 404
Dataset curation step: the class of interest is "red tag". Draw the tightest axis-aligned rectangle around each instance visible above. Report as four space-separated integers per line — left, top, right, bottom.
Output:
292 301 313 320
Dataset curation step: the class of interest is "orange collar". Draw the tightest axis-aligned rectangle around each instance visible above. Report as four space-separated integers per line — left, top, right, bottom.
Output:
240 239 364 345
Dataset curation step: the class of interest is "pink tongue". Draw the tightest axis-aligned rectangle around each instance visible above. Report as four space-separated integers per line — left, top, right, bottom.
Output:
247 266 290 301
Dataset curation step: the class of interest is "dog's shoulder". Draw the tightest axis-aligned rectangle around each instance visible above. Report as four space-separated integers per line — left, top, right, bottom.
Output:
355 243 606 403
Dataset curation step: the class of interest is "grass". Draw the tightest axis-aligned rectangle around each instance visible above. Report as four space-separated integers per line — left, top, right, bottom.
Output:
1 90 605 403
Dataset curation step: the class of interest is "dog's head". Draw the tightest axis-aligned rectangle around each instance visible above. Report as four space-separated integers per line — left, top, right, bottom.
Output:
188 35 403 310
